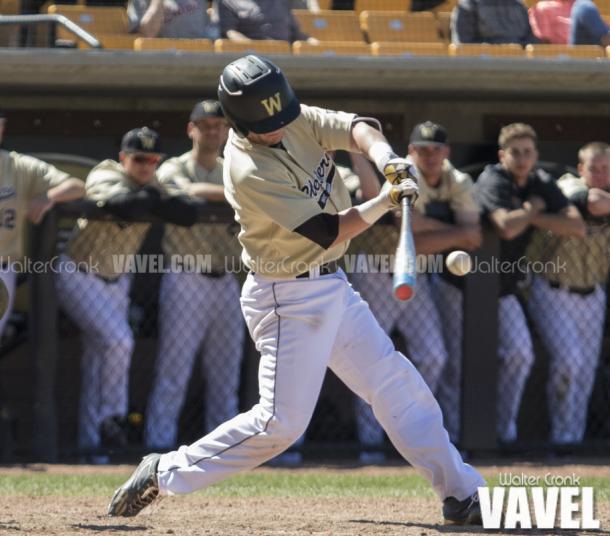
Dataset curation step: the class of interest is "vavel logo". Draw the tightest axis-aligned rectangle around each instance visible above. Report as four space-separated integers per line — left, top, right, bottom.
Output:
479 474 600 529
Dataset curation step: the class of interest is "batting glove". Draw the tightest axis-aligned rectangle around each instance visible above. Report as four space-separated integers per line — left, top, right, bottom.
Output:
383 157 419 185
381 179 419 207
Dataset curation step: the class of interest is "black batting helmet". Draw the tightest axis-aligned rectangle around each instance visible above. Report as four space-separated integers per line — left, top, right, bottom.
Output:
217 55 300 137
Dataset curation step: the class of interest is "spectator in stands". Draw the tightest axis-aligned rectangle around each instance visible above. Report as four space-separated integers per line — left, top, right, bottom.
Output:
56 127 197 460
127 0 219 39
0 110 84 341
527 142 610 444
529 0 574 44
475 123 585 443
218 0 317 43
451 0 539 45
145 101 244 451
350 122 481 447
569 0 610 46
290 0 320 11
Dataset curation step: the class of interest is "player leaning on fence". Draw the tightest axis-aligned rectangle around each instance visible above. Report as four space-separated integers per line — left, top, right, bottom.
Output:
527 141 610 445
56 127 198 458
108 54 486 526
0 110 84 340
474 122 585 444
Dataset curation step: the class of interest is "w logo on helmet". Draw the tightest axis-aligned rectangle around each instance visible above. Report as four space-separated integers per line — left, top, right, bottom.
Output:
260 92 282 116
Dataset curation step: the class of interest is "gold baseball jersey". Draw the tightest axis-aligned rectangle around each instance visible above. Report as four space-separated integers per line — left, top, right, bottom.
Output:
0 149 70 260
157 152 240 273
67 159 160 279
414 160 478 217
223 105 355 278
531 174 610 289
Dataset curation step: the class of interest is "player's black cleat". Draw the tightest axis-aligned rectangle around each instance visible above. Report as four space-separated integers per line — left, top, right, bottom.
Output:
442 491 482 525
108 453 161 517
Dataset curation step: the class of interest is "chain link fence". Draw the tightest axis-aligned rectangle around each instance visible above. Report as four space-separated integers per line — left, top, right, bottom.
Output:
0 193 608 462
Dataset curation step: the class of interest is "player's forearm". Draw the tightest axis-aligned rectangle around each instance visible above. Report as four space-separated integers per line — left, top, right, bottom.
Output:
226 29 250 42
187 182 226 202
531 212 586 238
491 208 534 240
329 208 373 247
350 122 395 170
47 178 85 203
139 0 164 37
588 188 610 217
349 152 380 201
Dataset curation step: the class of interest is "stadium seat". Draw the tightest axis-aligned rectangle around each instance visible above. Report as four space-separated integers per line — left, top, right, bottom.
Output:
0 0 20 14
371 41 447 56
214 39 291 54
0 0 20 46
525 44 606 59
432 0 457 13
47 5 129 43
360 11 441 43
293 9 364 42
449 43 525 57
523 0 537 7
134 38 213 52
315 0 333 9
436 11 451 42
354 0 411 15
600 1 610 15
293 40 371 55
86 34 136 49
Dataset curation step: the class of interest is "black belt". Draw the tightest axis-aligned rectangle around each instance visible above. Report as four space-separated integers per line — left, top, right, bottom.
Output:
548 280 595 296
295 261 339 279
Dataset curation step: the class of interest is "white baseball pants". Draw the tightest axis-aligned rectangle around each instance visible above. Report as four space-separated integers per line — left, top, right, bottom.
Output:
528 276 606 444
349 271 448 447
145 271 244 449
157 270 484 500
56 254 133 449
0 265 17 339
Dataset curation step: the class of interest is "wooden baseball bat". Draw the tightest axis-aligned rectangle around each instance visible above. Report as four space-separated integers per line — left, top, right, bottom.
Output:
392 196 416 301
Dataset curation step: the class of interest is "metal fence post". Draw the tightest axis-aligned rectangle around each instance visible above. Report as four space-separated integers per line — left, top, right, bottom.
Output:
461 225 500 451
29 208 59 462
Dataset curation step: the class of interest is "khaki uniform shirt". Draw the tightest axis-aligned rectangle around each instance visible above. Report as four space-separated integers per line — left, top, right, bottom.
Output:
531 173 610 289
223 105 355 278
67 159 160 280
0 150 70 260
158 152 240 273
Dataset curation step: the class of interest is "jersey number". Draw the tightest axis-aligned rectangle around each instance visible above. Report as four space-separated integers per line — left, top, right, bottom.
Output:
0 209 16 229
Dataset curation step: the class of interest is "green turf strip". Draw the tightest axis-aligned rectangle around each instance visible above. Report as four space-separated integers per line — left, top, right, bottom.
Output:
0 472 608 500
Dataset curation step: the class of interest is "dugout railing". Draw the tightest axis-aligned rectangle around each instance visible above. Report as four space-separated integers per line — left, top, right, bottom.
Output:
7 201 610 462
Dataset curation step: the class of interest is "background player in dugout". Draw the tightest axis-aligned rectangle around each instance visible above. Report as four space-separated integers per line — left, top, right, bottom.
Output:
351 121 481 447
145 100 244 450
475 122 585 444
57 127 198 456
109 55 485 526
0 110 85 340
527 141 610 444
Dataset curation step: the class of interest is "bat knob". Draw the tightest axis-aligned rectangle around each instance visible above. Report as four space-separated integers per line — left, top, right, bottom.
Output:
394 284 414 301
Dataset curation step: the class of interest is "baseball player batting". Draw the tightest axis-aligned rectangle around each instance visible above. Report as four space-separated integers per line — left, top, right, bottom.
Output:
108 55 485 525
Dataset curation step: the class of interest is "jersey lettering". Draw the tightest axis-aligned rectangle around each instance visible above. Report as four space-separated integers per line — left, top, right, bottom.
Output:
260 93 282 116
300 154 336 209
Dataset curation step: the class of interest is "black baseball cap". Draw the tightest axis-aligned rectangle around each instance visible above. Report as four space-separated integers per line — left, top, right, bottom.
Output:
409 121 448 147
121 127 162 154
189 100 224 122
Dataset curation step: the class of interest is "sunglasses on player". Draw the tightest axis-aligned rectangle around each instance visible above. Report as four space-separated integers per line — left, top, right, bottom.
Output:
130 154 161 165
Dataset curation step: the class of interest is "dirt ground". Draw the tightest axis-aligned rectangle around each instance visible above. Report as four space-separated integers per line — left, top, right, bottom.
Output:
0 463 609 535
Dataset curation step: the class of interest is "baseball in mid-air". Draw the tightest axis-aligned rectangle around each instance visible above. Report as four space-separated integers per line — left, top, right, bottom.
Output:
446 250 472 277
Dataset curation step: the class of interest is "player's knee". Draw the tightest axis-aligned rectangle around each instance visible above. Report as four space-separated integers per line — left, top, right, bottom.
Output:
268 415 310 444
